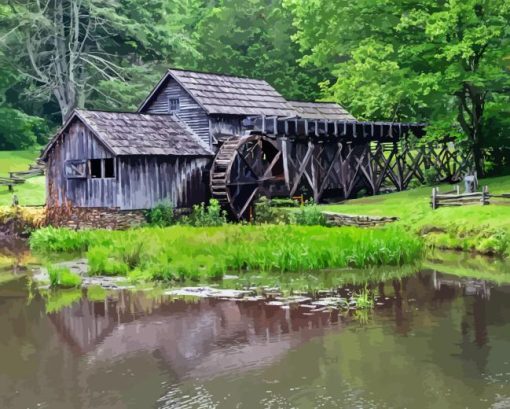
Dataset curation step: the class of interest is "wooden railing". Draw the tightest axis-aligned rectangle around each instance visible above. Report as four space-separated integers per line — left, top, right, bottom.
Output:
431 185 510 209
0 160 45 192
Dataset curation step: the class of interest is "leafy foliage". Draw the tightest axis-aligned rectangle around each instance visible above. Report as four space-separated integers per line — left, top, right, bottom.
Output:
144 201 176 227
186 199 227 227
286 0 510 174
294 200 326 226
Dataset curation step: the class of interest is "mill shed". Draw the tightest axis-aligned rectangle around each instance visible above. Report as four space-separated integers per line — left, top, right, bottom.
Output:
41 110 213 211
138 69 315 146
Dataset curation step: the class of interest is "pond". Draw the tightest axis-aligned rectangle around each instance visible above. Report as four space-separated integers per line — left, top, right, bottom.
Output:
1 247 510 408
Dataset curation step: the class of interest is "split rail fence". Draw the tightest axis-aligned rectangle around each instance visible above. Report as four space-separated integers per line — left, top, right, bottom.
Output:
431 186 510 209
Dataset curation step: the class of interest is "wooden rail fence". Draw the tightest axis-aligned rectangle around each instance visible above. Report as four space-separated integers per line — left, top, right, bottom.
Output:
0 160 45 192
431 185 510 209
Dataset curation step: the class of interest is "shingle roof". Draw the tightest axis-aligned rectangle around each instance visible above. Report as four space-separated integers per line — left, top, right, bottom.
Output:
140 69 298 117
42 110 213 159
288 101 356 121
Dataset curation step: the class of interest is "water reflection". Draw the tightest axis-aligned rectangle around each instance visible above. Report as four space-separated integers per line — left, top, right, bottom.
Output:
1 264 510 408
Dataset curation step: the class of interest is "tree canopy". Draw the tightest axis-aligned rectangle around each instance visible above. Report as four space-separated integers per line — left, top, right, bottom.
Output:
0 0 509 174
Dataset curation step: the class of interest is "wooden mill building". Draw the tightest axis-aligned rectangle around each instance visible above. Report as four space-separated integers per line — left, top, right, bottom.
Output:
42 68 355 217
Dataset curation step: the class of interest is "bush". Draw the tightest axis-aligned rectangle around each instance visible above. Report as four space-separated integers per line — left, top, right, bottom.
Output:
253 196 294 224
187 199 227 227
144 201 175 227
47 265 82 288
424 168 441 186
294 200 326 226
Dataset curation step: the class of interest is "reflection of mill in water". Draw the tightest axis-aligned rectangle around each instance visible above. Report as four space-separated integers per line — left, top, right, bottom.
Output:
48 291 341 380
431 270 492 299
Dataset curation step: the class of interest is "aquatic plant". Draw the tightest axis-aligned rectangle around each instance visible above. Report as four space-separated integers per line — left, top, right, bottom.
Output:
47 265 82 288
352 287 374 309
31 224 423 283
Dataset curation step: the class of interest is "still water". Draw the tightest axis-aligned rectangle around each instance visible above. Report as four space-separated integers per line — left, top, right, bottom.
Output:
1 253 510 408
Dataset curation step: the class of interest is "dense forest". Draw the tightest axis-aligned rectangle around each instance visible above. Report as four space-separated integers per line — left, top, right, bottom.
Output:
0 0 509 174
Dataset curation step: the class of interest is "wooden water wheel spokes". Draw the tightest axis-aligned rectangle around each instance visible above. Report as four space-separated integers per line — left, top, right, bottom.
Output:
210 134 284 219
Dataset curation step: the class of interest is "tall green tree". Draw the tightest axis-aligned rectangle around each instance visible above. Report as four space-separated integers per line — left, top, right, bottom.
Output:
193 0 325 100
286 0 510 175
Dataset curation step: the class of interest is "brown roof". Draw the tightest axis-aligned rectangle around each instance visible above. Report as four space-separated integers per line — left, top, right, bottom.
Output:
288 101 356 121
42 110 213 159
139 69 298 117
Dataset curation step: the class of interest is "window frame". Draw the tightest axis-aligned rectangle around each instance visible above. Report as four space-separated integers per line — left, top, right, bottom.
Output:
64 159 87 179
103 158 115 179
168 97 180 113
88 159 102 179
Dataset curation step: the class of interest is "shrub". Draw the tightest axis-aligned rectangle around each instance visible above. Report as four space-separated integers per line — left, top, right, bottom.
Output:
144 201 175 227
187 199 227 226
424 168 441 185
47 265 82 288
253 196 294 224
294 200 326 226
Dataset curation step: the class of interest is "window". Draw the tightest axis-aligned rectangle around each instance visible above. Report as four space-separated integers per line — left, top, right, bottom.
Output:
89 159 102 178
104 158 115 178
168 97 180 113
87 158 116 179
64 160 87 179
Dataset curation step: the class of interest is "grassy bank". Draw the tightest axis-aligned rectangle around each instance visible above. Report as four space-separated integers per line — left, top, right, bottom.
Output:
0 149 45 206
0 148 41 177
322 175 510 256
30 225 423 282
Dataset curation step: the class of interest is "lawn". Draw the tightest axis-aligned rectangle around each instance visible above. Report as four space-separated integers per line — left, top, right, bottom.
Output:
0 148 41 177
0 149 45 206
321 175 510 255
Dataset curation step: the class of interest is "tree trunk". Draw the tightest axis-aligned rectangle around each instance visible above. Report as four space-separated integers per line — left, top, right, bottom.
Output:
457 83 485 177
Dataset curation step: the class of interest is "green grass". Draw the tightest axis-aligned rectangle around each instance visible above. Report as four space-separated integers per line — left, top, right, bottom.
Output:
30 225 423 282
0 176 46 206
322 175 510 256
0 148 45 206
47 265 82 288
0 148 41 177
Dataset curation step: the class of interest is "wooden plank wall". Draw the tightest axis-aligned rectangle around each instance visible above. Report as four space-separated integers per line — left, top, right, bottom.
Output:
143 78 211 146
209 116 244 142
46 121 117 208
117 156 210 209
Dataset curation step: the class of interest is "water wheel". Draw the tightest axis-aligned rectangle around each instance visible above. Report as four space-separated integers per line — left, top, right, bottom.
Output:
210 134 284 219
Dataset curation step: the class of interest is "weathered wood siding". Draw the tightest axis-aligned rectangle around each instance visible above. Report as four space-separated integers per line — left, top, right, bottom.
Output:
143 78 211 146
46 121 117 208
117 156 210 210
209 116 244 141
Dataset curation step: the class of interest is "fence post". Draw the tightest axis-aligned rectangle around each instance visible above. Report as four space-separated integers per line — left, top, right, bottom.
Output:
432 187 437 210
455 185 460 195
482 185 489 205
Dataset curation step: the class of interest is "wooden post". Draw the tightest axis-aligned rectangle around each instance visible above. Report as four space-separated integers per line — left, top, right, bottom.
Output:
281 137 290 189
455 185 460 195
432 187 437 210
482 185 489 205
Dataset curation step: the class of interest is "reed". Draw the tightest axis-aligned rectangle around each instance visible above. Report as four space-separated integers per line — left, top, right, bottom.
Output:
47 265 82 288
31 225 423 282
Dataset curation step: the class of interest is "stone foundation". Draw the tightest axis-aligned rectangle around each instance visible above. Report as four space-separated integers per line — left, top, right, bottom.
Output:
322 211 398 227
48 207 146 230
